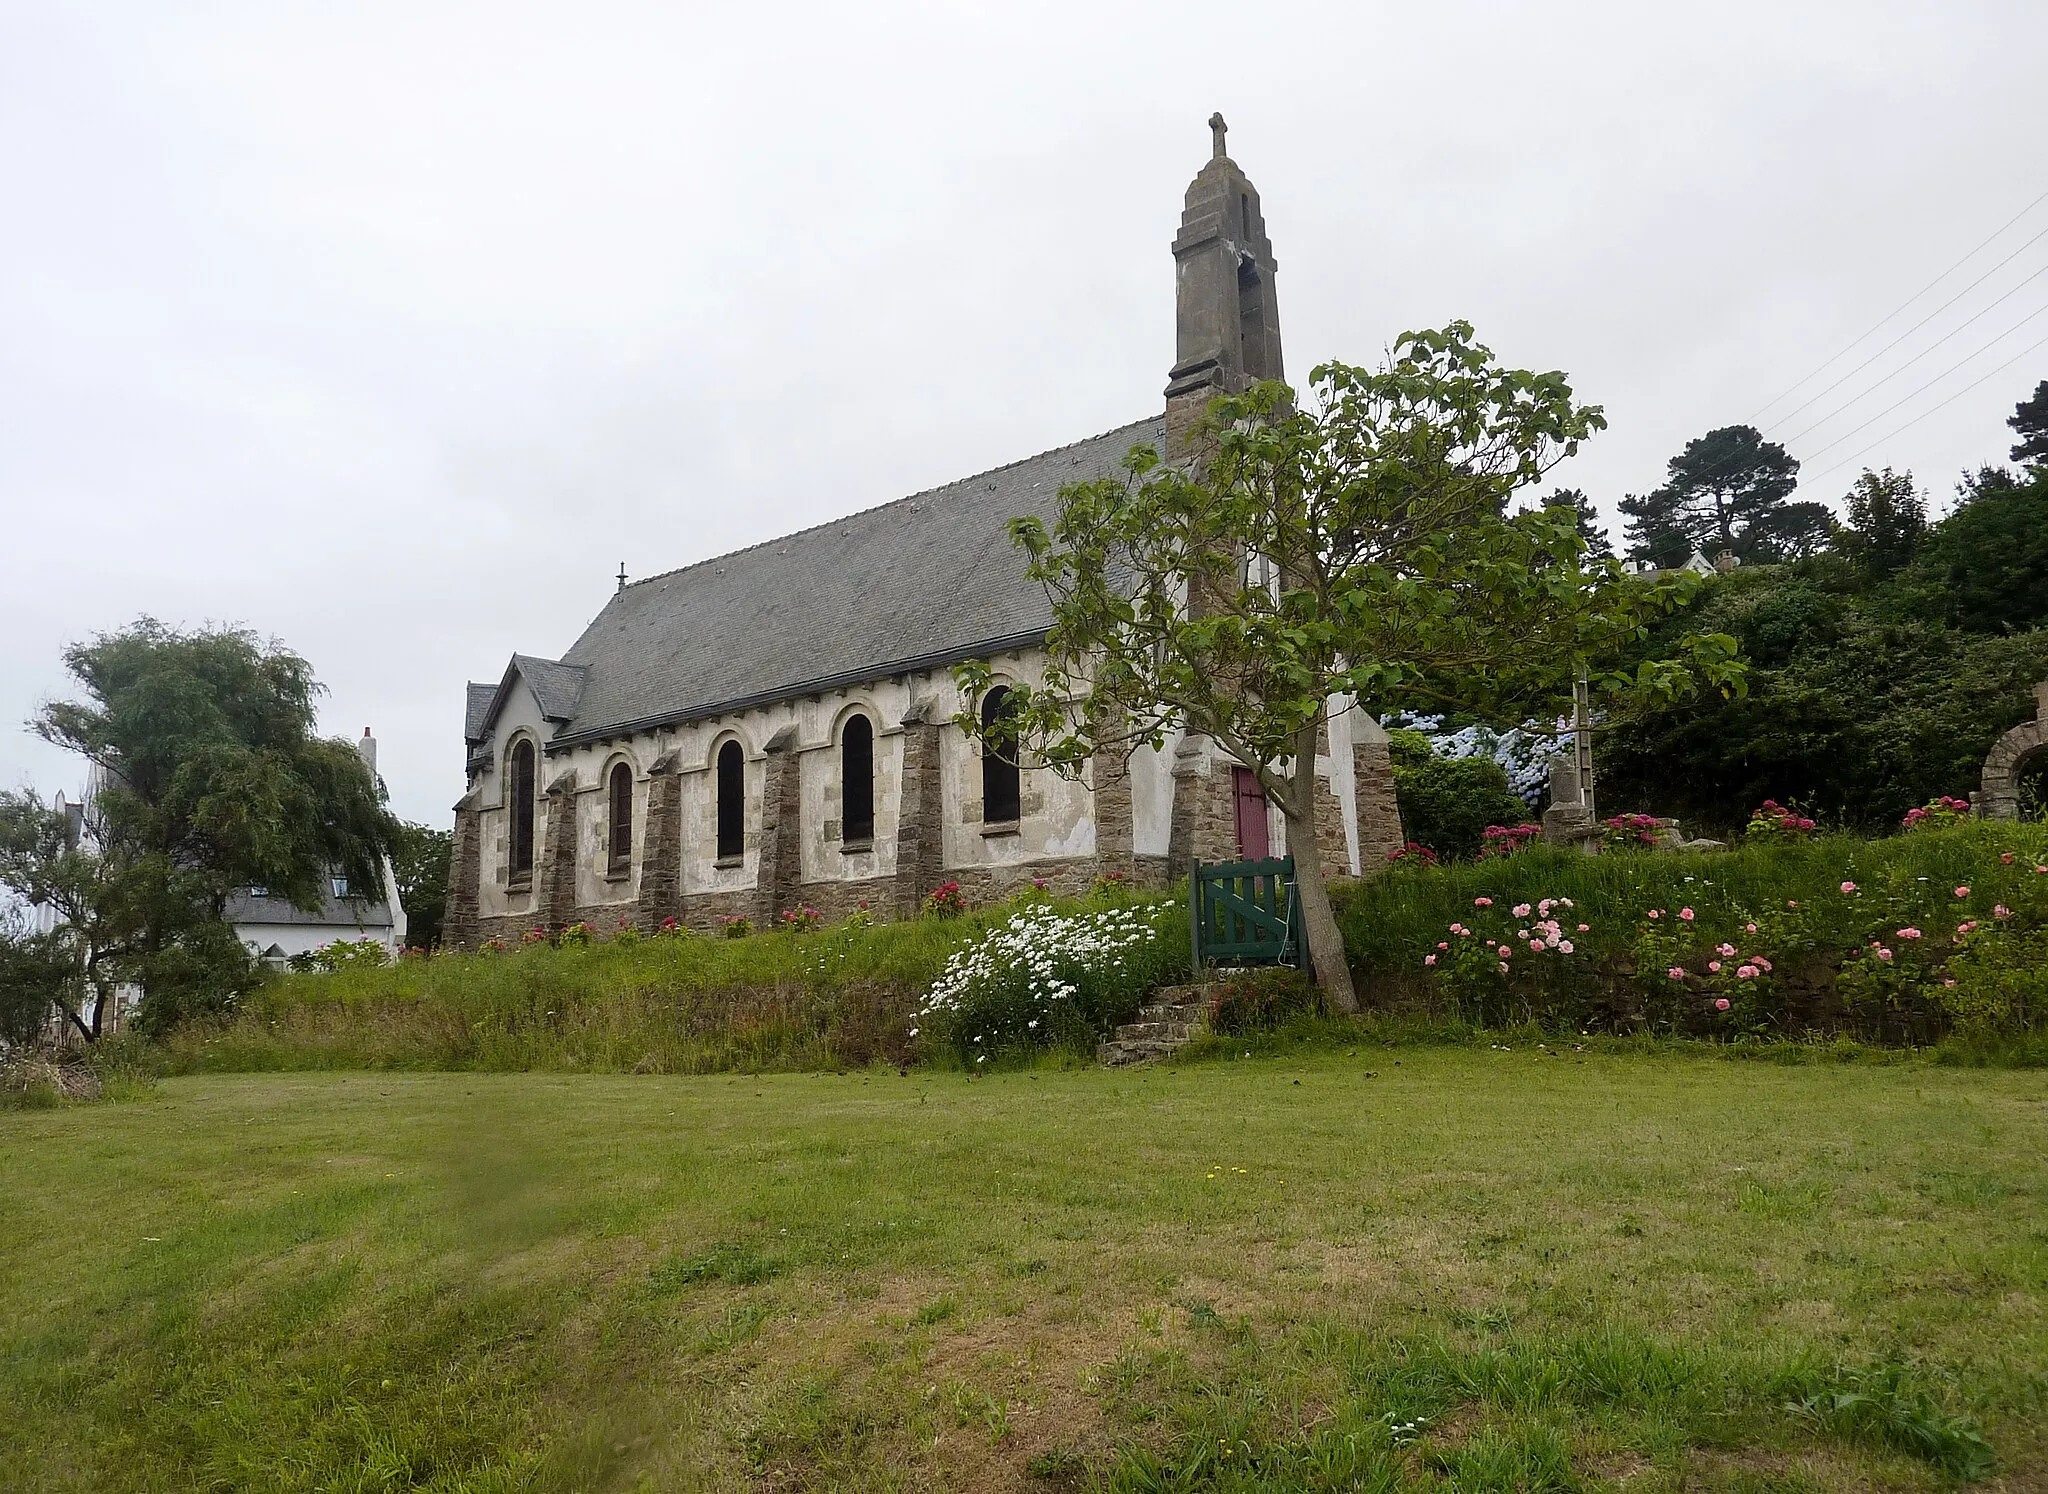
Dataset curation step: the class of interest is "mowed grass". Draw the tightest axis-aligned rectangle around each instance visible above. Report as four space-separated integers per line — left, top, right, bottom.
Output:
3 1052 2045 1491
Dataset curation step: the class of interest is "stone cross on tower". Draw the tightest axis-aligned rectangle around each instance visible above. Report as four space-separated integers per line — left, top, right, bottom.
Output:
1164 114 1283 459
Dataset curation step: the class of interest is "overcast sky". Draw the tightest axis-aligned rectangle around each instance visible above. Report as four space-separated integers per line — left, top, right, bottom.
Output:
3 1 2044 825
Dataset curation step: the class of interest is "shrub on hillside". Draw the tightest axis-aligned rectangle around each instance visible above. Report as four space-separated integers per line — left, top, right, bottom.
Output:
915 901 1187 1060
1207 967 1320 1034
1388 730 1532 861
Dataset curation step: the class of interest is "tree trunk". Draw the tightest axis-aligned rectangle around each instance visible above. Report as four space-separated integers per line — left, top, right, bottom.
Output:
1281 734 1357 1014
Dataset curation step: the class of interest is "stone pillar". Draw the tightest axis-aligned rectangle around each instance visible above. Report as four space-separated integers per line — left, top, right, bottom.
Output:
1091 711 1137 884
1310 719 1351 881
443 791 482 949
1167 735 1238 871
1351 732 1404 874
538 769 580 930
756 726 803 924
894 701 945 918
634 749 683 930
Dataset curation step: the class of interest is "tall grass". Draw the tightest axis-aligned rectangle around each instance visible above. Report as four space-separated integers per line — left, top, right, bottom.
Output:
166 893 1181 1075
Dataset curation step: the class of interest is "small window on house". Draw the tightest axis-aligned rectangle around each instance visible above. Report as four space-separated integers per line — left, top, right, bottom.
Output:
715 740 745 862
509 738 536 882
608 762 633 874
980 687 1021 826
247 885 268 899
331 876 350 899
841 714 874 845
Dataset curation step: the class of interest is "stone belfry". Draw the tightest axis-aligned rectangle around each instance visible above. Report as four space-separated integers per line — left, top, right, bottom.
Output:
1163 113 1284 459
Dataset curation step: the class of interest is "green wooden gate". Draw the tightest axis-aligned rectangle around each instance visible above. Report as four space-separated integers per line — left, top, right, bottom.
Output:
1191 857 1305 970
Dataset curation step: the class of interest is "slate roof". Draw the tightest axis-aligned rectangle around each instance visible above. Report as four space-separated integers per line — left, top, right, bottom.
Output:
224 887 396 930
484 415 1164 749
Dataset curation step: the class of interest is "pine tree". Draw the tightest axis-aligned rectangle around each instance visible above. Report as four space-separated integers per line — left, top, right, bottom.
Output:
1541 487 1611 557
2010 378 2048 466
1620 425 1830 563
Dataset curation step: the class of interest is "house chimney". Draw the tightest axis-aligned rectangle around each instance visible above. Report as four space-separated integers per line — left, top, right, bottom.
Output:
358 727 377 777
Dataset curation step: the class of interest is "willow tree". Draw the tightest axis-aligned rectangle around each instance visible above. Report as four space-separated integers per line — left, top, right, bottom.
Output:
959 323 1742 1011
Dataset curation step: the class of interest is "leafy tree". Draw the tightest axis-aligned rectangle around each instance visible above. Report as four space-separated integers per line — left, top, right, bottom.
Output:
6 620 398 1035
1538 488 1611 558
1889 465 2048 633
961 323 1742 1011
2011 378 2048 466
1620 425 1831 563
0 909 70 1047
391 822 453 949
1837 466 1927 579
0 793 129 1041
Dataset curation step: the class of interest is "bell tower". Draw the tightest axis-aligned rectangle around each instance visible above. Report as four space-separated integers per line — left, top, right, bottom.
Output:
1164 113 1285 458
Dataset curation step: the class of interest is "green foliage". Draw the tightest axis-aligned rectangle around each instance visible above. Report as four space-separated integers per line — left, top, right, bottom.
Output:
6 620 398 1036
1386 729 1531 861
2010 376 2048 466
1206 966 1320 1035
0 920 69 1046
958 323 1742 1009
1619 424 1830 564
1837 466 1926 579
389 821 451 950
1889 465 2048 633
1599 558 2048 832
1342 820 2048 1044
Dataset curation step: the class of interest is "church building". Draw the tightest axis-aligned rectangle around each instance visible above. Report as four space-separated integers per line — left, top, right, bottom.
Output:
444 119 1403 948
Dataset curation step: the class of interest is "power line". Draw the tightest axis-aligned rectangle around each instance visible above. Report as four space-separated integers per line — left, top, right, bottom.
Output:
1799 329 2048 488
1777 264 2048 446
1747 185 2048 424
1765 219 2048 431
1796 301 2048 463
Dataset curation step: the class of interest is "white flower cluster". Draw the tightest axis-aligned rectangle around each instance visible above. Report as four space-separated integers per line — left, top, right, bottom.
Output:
919 903 1168 1037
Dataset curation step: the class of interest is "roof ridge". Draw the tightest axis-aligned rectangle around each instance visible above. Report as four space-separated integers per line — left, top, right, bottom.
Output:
617 413 1160 595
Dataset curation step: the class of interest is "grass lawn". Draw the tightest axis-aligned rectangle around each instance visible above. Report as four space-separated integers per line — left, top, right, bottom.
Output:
3 1050 2045 1491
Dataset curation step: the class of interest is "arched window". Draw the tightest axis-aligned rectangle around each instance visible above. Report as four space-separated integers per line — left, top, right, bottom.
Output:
980 687 1021 826
841 713 874 845
508 738 536 884
607 762 633 875
715 740 745 862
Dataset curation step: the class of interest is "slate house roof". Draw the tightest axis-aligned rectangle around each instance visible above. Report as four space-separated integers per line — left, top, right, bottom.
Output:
468 415 1164 750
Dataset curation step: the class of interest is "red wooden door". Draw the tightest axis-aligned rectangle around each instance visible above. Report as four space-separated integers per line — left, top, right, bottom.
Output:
1232 767 1270 860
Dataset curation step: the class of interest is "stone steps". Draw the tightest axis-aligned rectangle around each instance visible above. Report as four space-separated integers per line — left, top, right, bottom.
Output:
1098 986 1213 1066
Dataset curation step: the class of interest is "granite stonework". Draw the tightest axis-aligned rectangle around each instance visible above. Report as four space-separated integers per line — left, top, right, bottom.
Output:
441 122 1404 949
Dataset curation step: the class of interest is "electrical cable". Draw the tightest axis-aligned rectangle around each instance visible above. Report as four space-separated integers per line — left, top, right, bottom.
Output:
1765 219 2048 430
1778 259 2048 445
1747 186 2048 423
1794 300 2048 462
1798 328 2048 487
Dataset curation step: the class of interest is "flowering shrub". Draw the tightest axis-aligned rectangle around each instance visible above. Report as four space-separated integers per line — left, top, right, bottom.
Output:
1386 842 1439 868
655 915 689 939
1091 871 1130 897
521 926 550 946
557 921 593 949
1478 823 1542 860
1424 892 1588 1025
778 906 822 934
1902 796 1972 831
842 901 875 930
1745 800 1817 840
1208 967 1319 1034
926 881 967 919
612 915 641 947
916 902 1182 1058
1601 813 1663 851
480 936 508 954
288 937 390 972
716 915 752 939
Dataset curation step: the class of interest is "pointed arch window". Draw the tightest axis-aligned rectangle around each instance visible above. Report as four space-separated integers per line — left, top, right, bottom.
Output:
841 714 875 846
715 740 745 863
607 762 633 875
508 738 536 885
980 687 1021 827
